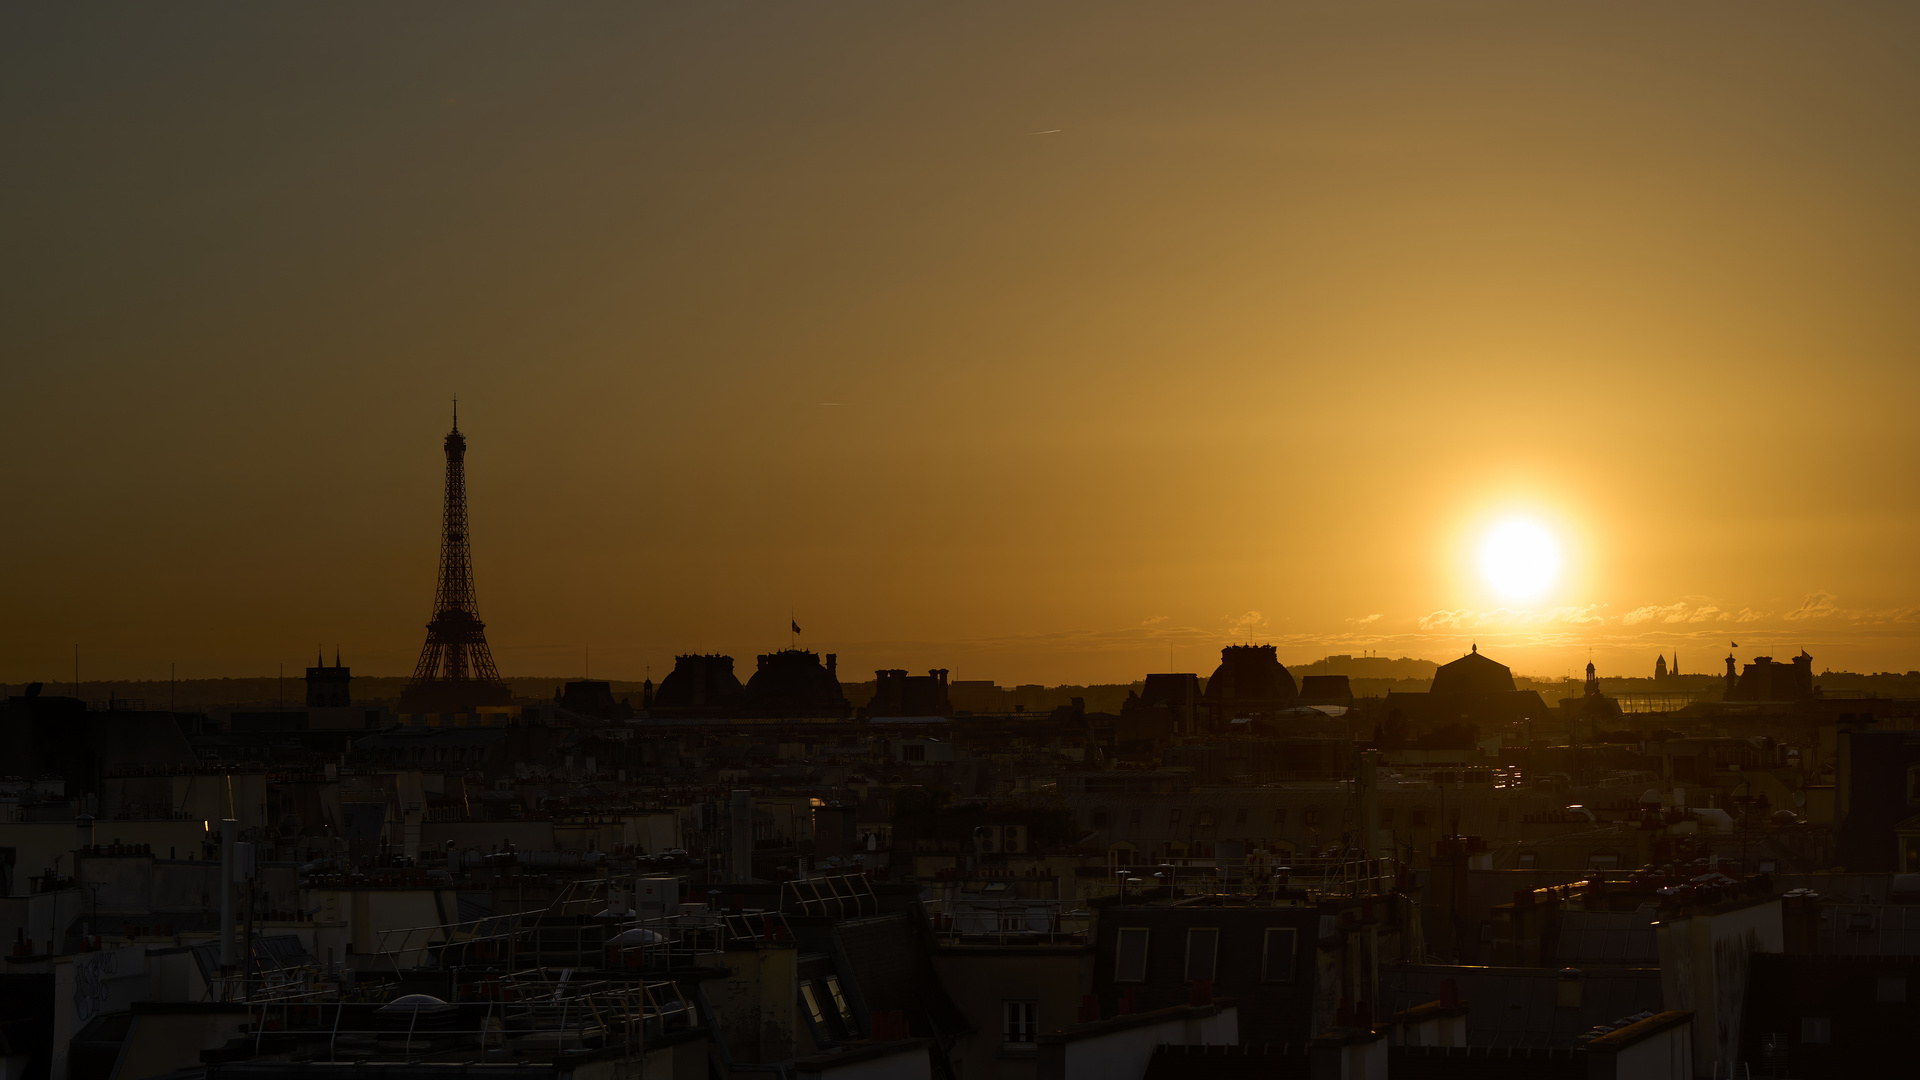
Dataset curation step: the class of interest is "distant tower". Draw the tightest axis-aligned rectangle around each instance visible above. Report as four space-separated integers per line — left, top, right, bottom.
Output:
399 407 512 717
1654 654 1668 679
305 647 352 708
1725 653 1738 696
1584 661 1598 697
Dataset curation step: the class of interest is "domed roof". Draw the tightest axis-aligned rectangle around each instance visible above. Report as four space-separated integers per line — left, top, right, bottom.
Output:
742 649 849 717
1430 645 1516 696
1200 645 1298 706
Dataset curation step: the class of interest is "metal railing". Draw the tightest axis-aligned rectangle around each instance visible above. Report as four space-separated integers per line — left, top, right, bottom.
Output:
926 898 1090 944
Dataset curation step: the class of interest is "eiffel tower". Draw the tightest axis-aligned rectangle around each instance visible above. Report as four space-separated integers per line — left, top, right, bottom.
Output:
398 405 512 717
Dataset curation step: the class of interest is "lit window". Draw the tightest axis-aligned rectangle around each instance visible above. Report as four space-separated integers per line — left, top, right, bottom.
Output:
1184 928 1219 983
800 983 827 1028
824 976 855 1025
1003 1000 1038 1044
1262 927 1297 983
1115 927 1150 982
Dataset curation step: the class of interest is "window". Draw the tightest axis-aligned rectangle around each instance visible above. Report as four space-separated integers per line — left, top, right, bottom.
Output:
1380 809 1395 825
1519 852 1537 869
1497 808 1510 824
1878 975 1907 1004
1093 810 1109 828
1588 853 1620 871
1262 928 1297 983
1184 928 1219 983
1273 808 1287 825
1303 808 1321 827
902 743 925 762
824 976 855 1026
1115 928 1150 982
1410 810 1427 826
1170 809 1183 824
1130 809 1142 825
800 983 828 1028
1003 1001 1038 1044
1235 808 1248 825
1801 1017 1831 1044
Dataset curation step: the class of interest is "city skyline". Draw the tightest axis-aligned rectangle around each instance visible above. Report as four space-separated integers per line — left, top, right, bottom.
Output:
7 3 1920 684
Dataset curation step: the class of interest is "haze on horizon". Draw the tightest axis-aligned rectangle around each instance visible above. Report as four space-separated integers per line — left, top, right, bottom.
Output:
5 2 1920 688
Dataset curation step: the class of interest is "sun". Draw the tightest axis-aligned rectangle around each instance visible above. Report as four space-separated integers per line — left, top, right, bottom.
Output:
1478 518 1561 601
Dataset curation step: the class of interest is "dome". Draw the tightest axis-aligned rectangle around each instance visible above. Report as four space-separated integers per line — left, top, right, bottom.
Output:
1200 645 1298 708
1429 645 1516 696
742 649 850 717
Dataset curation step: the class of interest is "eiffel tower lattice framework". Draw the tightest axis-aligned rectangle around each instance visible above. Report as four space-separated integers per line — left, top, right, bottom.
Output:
398 408 512 717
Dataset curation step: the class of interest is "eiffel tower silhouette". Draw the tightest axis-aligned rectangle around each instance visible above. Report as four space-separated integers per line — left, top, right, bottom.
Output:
399 404 511 717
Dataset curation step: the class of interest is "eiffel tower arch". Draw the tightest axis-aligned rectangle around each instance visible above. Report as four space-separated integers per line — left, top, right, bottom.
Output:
399 407 512 718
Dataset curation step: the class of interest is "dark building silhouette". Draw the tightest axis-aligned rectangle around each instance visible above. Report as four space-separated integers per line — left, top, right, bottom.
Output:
1654 654 1669 679
305 649 351 708
1118 672 1202 740
1383 645 1549 744
863 668 952 718
556 679 633 720
0 684 197 796
1835 728 1920 871
1560 660 1624 727
1200 645 1298 729
743 649 851 718
649 654 745 717
1726 651 1816 702
1297 675 1354 705
1429 644 1517 696
399 409 512 717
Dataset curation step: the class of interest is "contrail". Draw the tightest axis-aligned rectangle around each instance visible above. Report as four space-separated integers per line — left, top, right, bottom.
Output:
1031 129 1062 135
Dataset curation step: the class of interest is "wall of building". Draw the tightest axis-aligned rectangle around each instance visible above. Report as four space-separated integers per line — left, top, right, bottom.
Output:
932 947 1094 1080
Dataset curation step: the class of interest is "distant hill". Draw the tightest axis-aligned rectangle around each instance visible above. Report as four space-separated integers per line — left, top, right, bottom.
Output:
1289 654 1439 681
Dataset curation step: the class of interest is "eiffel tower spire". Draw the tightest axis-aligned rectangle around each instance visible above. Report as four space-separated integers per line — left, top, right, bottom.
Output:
400 406 511 717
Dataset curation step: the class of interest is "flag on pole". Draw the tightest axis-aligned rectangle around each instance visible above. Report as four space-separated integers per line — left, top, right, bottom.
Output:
792 620 803 635
1731 642 1738 648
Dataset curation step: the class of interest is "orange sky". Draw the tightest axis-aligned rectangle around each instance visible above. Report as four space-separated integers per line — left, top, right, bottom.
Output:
5 3 1920 687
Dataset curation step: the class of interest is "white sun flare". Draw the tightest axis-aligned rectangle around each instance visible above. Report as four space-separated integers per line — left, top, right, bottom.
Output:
1479 519 1561 601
